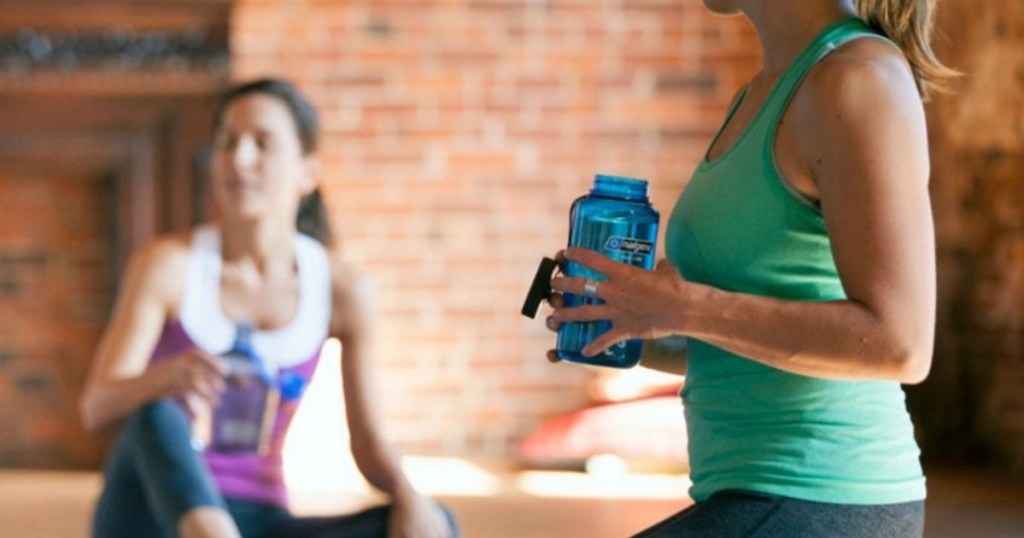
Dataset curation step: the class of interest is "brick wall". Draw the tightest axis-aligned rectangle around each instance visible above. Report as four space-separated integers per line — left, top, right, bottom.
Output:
3 0 1019 472
910 0 1024 470
0 166 115 468
231 1 759 457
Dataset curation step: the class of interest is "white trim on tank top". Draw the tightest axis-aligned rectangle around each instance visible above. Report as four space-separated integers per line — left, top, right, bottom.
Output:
179 225 332 369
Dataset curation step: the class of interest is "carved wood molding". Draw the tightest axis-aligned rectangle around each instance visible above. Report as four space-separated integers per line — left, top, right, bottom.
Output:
0 1 231 96
0 70 227 95
0 27 225 69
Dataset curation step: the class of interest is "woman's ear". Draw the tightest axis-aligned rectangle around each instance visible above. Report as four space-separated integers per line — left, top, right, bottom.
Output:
299 155 321 197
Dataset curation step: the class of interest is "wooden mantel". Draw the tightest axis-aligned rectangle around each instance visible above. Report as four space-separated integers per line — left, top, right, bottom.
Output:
0 0 232 96
0 1 235 469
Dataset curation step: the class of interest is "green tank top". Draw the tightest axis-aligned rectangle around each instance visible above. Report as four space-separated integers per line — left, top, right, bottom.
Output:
665 18 925 505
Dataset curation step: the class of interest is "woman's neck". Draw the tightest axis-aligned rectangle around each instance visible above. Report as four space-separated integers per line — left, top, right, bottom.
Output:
219 216 296 277
740 0 859 76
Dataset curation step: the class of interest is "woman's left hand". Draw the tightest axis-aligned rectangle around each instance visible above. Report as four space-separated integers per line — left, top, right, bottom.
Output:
548 247 696 357
387 492 452 538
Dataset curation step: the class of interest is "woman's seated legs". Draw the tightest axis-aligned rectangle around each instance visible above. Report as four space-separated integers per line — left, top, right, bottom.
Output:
92 399 233 538
225 498 459 538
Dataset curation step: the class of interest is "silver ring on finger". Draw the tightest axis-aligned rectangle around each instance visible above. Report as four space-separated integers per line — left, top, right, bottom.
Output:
583 279 601 300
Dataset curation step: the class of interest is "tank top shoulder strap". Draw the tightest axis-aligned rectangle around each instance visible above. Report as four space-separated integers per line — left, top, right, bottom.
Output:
178 226 332 365
179 225 234 353
180 224 221 322
291 232 332 332
758 18 892 129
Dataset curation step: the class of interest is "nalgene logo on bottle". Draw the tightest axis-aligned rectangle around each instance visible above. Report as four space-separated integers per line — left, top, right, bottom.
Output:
603 236 653 256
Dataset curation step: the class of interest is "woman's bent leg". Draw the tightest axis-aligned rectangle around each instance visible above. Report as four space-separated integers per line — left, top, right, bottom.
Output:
92 432 165 538
92 400 230 537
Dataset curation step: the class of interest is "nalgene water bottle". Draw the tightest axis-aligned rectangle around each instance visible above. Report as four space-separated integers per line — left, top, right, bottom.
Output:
522 174 659 368
206 321 280 454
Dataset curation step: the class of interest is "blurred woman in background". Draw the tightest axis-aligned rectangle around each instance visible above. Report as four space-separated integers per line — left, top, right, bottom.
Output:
81 78 456 538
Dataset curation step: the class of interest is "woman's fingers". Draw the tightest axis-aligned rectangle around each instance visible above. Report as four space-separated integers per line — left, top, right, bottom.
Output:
564 247 625 277
182 392 208 419
185 369 223 403
190 351 229 377
656 258 677 273
551 304 610 323
544 249 652 363
195 366 226 394
186 352 227 397
550 275 606 297
582 330 625 357
168 357 224 398
193 362 228 391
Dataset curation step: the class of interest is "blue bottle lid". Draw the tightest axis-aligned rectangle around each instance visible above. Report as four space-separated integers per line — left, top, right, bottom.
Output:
230 320 275 386
233 320 256 355
592 174 649 202
278 371 307 401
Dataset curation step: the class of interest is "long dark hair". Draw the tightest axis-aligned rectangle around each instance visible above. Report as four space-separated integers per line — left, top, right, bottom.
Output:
212 78 334 246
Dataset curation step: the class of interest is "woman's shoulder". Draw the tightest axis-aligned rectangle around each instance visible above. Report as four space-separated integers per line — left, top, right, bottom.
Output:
118 231 195 311
323 250 377 335
325 249 372 292
131 232 193 273
790 36 923 143
324 249 375 307
802 37 919 108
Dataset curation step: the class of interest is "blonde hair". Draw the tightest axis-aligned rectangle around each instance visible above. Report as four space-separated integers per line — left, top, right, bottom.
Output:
855 0 958 98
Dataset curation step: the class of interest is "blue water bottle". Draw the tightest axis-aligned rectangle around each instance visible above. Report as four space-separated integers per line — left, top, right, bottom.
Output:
193 321 308 454
204 321 279 454
522 174 659 368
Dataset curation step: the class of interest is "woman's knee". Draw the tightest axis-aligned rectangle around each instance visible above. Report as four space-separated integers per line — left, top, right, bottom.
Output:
123 399 187 440
178 507 241 538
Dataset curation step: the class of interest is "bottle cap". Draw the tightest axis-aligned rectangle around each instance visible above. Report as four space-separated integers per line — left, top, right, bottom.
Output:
228 319 275 385
592 174 649 201
231 320 256 355
279 371 307 401
521 257 559 319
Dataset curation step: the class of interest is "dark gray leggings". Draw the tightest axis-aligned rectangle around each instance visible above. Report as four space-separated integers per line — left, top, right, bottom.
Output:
632 489 924 538
91 399 459 538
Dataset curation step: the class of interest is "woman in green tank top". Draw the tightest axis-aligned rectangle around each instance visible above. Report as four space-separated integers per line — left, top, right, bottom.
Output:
545 1 957 536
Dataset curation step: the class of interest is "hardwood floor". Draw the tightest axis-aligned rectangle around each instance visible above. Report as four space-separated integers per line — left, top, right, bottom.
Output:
0 464 1022 537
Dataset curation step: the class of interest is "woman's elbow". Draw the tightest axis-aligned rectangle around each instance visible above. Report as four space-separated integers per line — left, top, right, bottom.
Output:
890 337 933 385
349 436 384 469
79 400 98 432
900 357 931 385
79 390 105 432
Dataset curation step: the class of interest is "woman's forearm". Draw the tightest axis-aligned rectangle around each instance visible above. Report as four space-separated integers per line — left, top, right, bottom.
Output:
80 371 169 431
349 433 417 500
677 285 932 383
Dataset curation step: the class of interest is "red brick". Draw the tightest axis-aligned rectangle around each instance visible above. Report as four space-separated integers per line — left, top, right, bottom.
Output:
232 0 760 458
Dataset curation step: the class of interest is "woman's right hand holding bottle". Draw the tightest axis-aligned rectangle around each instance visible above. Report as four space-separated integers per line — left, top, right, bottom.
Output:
150 349 228 417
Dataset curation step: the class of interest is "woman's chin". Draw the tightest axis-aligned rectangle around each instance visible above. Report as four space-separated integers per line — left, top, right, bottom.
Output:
702 0 741 15
217 204 267 224
215 192 266 217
